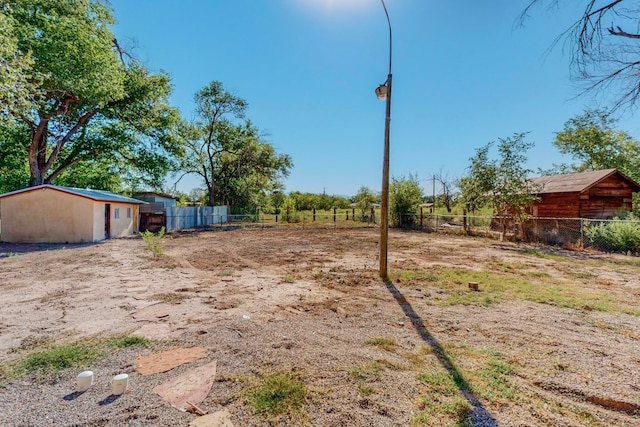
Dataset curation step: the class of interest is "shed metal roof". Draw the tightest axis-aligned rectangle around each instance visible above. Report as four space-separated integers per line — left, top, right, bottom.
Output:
133 191 176 200
529 169 640 194
0 185 147 204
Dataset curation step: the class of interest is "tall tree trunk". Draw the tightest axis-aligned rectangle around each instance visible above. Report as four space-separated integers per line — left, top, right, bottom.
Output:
27 101 93 187
28 119 48 186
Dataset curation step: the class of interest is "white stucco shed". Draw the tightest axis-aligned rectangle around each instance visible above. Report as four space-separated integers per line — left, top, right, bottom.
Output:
0 185 146 243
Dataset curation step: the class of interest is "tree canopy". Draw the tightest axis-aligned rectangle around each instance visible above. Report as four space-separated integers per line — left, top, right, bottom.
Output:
354 186 378 218
551 109 640 182
389 174 423 227
177 81 292 209
461 133 538 225
0 10 36 120
0 0 183 192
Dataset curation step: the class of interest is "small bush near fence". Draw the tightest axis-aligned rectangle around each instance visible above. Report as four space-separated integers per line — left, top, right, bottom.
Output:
583 214 640 253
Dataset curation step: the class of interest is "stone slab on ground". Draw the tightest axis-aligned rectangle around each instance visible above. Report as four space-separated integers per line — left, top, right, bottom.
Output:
189 409 234 427
136 346 207 376
153 360 217 411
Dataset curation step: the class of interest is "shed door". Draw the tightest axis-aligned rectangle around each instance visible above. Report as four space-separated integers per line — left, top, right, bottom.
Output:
105 204 111 239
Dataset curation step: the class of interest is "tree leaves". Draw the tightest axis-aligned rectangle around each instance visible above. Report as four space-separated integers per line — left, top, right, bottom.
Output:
461 133 538 219
179 81 292 209
1 0 184 190
389 174 423 227
553 108 640 181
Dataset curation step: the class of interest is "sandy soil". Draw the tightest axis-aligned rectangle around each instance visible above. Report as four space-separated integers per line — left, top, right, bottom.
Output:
0 227 638 426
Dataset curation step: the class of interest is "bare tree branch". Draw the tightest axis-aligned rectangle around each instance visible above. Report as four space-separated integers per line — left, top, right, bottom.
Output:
521 0 640 112
608 25 640 38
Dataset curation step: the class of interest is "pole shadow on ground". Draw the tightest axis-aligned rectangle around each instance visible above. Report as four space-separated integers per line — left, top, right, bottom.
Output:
384 280 499 426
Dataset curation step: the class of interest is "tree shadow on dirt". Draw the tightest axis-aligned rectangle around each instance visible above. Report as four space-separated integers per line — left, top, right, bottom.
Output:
384 280 499 426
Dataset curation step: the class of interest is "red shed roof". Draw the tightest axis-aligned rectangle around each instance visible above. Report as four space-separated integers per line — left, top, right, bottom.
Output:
529 169 640 194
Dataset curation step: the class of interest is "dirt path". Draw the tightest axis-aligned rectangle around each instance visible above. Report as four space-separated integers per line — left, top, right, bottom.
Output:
0 228 638 426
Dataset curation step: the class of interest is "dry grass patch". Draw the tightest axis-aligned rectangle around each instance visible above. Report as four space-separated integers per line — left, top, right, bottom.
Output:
364 337 397 352
394 265 640 315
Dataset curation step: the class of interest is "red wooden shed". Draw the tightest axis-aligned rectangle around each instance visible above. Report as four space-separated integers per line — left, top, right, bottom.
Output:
528 169 640 219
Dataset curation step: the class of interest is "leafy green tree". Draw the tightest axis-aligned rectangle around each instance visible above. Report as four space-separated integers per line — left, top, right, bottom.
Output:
551 109 640 182
187 188 208 206
0 9 37 121
289 191 315 211
332 196 351 209
462 133 539 232
54 156 123 192
213 130 292 213
281 196 298 223
354 186 378 220
270 191 286 214
0 124 30 193
286 192 350 211
1 0 183 190
459 143 495 214
178 81 290 208
389 174 423 227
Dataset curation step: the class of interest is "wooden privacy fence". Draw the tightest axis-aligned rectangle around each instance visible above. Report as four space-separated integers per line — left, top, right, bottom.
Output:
165 206 228 232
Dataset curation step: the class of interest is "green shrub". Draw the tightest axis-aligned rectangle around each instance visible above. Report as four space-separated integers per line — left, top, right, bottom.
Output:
281 196 299 223
389 174 423 228
584 214 640 253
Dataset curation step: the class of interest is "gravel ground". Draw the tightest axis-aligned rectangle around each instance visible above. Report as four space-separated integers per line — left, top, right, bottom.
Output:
0 228 639 426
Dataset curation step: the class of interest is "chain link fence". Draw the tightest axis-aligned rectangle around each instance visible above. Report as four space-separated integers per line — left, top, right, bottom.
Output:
174 209 640 254
227 209 379 230
411 213 640 253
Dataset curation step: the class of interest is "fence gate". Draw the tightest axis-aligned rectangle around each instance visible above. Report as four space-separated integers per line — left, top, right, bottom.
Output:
139 202 166 233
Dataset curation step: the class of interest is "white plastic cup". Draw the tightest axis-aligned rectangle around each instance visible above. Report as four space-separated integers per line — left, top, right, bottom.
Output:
76 371 94 392
111 373 129 395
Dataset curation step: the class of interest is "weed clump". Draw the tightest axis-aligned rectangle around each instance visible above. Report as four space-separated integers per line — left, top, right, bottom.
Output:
141 227 165 257
248 371 308 420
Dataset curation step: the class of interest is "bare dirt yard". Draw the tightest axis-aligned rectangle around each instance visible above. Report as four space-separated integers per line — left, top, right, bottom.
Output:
0 227 639 426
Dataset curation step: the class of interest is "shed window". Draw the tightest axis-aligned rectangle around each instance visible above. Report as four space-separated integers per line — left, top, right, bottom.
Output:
127 207 131 218
114 208 120 219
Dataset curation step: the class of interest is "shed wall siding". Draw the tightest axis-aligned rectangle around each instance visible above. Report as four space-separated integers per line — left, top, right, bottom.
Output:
0 188 94 243
92 203 105 241
580 175 635 218
108 202 138 238
530 174 637 219
533 193 581 218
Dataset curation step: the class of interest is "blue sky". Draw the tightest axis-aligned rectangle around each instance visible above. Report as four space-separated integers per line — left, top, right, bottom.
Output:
109 0 640 197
